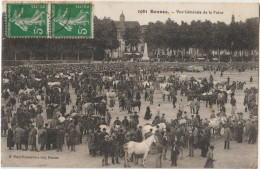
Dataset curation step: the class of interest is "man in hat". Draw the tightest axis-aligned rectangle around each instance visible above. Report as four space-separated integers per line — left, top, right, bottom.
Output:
172 94 177 108
156 104 161 116
38 126 47 151
224 125 231 150
160 114 166 123
122 116 129 128
87 130 96 156
132 112 139 126
156 142 163 168
248 120 257 144
162 133 168 160
114 117 121 126
106 110 112 126
204 146 216 168
136 126 143 142
98 128 108 155
14 125 23 150
30 125 38 151
144 128 153 139
101 135 111 166
170 141 179 166
56 125 65 152
188 131 194 157
110 134 120 164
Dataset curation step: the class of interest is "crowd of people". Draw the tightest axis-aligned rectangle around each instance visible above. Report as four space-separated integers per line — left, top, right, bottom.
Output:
1 62 258 168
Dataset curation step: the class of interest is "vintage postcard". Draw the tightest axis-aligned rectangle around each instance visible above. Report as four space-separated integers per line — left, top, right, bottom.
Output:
1 1 259 168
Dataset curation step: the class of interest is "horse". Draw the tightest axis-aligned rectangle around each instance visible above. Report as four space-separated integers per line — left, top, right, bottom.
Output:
123 134 158 167
142 123 166 138
106 91 117 98
209 117 227 138
82 102 95 116
159 83 172 90
95 102 106 116
131 100 141 112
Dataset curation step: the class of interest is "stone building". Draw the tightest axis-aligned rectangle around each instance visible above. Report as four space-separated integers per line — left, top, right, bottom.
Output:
107 12 145 59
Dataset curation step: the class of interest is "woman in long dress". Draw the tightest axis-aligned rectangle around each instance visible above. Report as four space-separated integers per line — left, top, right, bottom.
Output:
204 146 216 168
144 106 152 120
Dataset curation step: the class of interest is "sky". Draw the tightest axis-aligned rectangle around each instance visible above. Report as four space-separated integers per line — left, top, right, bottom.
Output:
1 1 259 25
93 2 259 25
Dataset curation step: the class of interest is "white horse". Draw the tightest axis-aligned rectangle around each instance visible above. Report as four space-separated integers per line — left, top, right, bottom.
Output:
159 83 172 90
142 123 166 138
209 117 227 138
106 92 116 98
124 134 158 167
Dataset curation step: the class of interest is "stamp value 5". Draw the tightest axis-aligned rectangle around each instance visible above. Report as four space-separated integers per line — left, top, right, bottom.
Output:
6 3 48 37
50 3 92 38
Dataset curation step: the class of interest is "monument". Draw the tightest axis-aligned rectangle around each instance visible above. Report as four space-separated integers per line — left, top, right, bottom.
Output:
142 42 149 61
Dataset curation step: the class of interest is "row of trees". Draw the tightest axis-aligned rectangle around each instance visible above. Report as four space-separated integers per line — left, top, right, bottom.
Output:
124 17 258 60
2 13 259 61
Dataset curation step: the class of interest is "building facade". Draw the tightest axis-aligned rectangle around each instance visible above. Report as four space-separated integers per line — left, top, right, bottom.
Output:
107 12 145 59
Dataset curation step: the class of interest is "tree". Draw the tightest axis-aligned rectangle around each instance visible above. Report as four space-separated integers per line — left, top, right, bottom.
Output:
144 21 166 58
164 19 179 54
93 16 119 60
212 22 228 62
123 26 141 52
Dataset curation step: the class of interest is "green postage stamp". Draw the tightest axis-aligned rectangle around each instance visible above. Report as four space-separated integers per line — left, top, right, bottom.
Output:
6 4 48 37
5 3 93 38
50 3 93 38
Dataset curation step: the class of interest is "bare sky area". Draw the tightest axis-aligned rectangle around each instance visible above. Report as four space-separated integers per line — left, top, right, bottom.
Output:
2 1 259 25
93 2 259 25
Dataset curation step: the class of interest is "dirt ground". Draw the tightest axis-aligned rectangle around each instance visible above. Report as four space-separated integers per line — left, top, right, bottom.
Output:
1 69 258 168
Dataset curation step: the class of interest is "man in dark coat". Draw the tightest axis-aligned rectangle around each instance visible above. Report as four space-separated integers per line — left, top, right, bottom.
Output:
2 116 8 136
171 142 179 166
68 124 77 152
14 126 23 150
56 125 65 152
38 126 47 151
144 129 153 139
136 126 143 142
248 121 257 144
21 126 30 151
98 128 108 155
101 135 111 166
7 128 14 150
224 125 231 150
132 112 139 126
117 129 125 157
162 133 168 160
30 125 38 151
114 117 121 126
188 131 194 157
172 95 177 108
88 130 96 156
200 133 209 157
237 122 244 143
110 134 120 164
122 116 129 128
